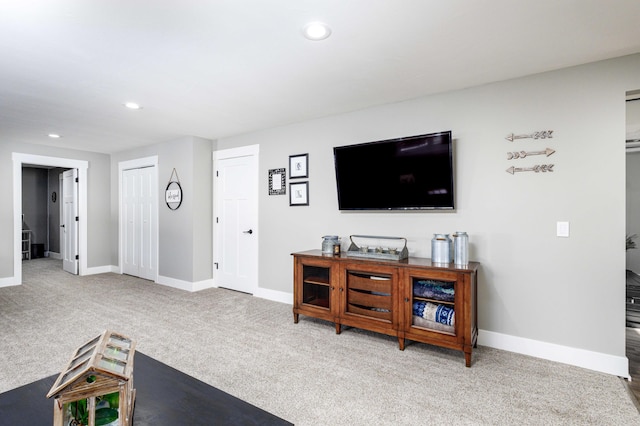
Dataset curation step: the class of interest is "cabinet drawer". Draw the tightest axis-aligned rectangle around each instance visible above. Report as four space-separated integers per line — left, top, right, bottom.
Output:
348 289 392 310
347 303 392 321
347 273 392 294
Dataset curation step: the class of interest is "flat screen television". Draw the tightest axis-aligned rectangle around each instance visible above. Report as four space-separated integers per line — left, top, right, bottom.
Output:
333 131 454 210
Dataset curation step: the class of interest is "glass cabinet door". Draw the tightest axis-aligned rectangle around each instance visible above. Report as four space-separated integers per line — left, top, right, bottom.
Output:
410 275 456 335
301 264 331 309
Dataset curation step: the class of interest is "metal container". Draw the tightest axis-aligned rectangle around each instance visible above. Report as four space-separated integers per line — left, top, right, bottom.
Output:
322 235 340 254
453 231 469 266
431 234 452 263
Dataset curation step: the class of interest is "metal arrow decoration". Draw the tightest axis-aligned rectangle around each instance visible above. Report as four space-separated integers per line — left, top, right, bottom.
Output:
507 147 555 160
505 130 553 142
506 164 554 175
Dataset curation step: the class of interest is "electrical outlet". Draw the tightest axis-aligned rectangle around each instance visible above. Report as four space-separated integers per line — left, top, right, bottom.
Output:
557 221 570 237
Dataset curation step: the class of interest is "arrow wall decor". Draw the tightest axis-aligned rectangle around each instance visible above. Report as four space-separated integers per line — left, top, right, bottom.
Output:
506 164 554 175
505 130 553 142
507 148 555 160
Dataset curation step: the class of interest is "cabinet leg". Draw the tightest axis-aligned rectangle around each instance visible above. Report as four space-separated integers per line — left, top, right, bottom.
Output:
398 337 405 351
293 313 299 324
335 323 341 334
465 352 472 367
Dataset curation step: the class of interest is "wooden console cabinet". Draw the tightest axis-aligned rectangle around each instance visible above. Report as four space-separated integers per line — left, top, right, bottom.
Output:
292 250 479 367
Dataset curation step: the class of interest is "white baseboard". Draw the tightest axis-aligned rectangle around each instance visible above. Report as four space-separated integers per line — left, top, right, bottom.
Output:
47 251 62 260
192 278 215 292
84 265 118 275
251 289 630 378
199 280 290 302
254 287 293 305
157 275 215 292
478 329 630 378
0 276 18 288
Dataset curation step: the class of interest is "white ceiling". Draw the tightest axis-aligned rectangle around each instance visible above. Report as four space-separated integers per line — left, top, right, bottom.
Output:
2 0 640 154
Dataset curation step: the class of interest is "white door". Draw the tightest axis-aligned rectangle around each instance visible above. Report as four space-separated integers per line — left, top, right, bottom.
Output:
214 148 258 294
122 166 157 281
62 169 78 274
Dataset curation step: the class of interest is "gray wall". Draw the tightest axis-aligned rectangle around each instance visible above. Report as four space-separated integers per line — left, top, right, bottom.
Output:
3 53 640 366
21 167 48 252
0 142 111 278
217 54 640 358
47 168 66 254
191 139 214 282
111 136 215 283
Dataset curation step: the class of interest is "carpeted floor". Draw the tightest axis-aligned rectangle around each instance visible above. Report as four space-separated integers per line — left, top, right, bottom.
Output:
1 258 639 425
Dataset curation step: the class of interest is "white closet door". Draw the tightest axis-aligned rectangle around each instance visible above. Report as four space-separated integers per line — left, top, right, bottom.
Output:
122 166 157 280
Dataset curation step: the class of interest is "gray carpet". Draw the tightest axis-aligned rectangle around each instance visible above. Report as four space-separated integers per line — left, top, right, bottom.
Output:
1 258 639 425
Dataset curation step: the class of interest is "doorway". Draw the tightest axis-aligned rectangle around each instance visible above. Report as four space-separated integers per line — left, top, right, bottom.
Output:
12 153 88 285
213 145 259 294
21 165 73 265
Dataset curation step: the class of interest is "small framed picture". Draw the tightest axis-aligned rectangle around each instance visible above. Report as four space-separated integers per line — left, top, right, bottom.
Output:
289 181 309 206
268 168 286 195
289 153 308 179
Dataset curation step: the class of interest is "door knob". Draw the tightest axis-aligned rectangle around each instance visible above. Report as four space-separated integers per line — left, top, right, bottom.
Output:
243 229 253 234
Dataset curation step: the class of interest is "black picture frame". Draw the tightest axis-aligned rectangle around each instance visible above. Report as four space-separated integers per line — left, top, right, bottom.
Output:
289 153 308 179
289 181 309 206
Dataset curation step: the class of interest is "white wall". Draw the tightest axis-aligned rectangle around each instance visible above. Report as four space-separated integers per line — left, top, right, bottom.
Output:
217 54 640 374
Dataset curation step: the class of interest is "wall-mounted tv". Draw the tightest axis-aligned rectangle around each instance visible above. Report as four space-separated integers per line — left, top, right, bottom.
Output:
333 131 454 210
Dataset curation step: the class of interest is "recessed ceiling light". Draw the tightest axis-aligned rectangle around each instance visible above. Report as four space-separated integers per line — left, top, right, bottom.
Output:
124 102 142 110
48 133 61 138
303 22 331 41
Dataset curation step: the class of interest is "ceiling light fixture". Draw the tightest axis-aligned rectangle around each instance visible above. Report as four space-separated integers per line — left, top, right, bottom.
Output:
303 22 331 41
124 102 142 110
48 133 61 138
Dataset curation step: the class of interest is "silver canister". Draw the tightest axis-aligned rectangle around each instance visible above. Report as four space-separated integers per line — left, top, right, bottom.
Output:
431 234 452 263
453 231 469 266
322 235 340 254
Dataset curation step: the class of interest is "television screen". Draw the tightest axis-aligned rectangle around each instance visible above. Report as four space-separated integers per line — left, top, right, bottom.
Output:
333 131 454 210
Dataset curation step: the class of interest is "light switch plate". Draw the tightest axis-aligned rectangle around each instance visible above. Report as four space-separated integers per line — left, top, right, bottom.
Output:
557 221 570 237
